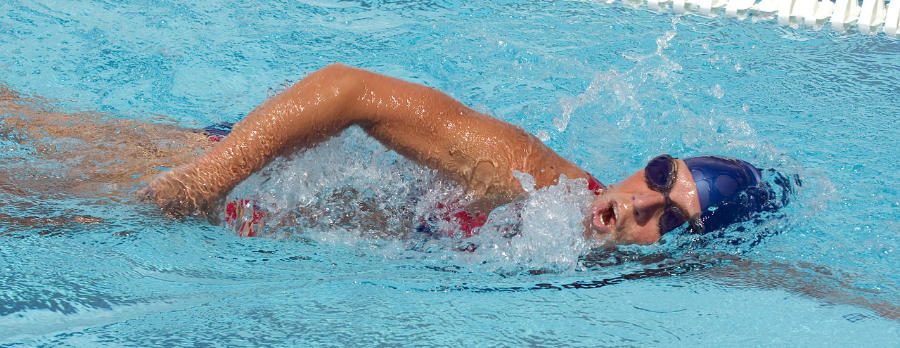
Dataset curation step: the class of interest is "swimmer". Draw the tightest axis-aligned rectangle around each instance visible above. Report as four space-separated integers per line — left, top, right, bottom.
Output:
10 79 900 322
133 64 786 244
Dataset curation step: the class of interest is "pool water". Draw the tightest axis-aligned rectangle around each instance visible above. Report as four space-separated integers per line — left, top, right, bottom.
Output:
1 0 899 346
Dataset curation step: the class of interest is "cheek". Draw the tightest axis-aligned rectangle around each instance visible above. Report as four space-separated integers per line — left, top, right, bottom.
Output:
616 207 661 244
622 223 661 245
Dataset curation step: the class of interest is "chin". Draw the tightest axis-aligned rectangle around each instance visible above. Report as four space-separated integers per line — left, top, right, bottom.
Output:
628 233 661 245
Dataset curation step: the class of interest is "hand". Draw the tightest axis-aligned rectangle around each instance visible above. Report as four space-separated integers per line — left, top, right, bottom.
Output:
138 164 223 222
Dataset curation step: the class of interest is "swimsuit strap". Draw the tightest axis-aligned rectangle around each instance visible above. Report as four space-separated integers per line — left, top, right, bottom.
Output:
586 173 604 194
199 122 235 142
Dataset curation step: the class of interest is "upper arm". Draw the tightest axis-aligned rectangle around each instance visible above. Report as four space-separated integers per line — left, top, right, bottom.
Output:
334 65 589 198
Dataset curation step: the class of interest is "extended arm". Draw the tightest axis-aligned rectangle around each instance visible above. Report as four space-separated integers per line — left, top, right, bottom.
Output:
142 64 589 218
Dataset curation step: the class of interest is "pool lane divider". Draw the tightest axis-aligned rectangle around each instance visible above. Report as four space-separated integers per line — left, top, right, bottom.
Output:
618 0 900 37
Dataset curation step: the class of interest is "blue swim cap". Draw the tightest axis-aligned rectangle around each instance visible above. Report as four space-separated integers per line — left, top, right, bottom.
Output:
683 156 772 233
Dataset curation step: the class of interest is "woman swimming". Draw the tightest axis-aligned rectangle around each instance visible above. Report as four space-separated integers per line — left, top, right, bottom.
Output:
8 68 899 322
132 64 783 245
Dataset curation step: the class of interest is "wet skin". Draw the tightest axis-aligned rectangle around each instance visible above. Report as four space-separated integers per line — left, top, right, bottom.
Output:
138 63 701 244
10 81 900 322
586 159 702 245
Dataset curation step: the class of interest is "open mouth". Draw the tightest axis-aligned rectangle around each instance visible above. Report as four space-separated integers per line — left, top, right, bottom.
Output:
592 200 618 233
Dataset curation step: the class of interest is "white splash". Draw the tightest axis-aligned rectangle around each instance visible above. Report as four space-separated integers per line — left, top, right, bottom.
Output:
454 173 596 273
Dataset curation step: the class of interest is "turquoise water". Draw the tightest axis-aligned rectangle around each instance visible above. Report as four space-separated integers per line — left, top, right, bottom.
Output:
1 0 899 346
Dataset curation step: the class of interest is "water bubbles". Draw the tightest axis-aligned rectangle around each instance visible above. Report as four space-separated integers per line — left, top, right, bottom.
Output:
709 84 725 99
551 116 567 132
222 132 604 274
555 71 621 132
456 174 596 273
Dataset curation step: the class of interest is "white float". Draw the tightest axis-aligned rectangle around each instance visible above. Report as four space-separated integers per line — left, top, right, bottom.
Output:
831 0 861 31
886 0 900 36
695 0 730 15
648 0 671 10
726 0 757 18
858 0 886 33
753 0 780 14
796 0 835 28
777 0 798 25
593 0 896 37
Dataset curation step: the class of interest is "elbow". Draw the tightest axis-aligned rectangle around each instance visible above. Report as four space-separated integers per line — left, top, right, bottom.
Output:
318 63 362 89
281 63 364 119
320 62 353 75
315 63 373 121
313 62 364 101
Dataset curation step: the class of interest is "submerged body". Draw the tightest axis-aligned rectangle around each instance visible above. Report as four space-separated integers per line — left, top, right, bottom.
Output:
0 86 214 197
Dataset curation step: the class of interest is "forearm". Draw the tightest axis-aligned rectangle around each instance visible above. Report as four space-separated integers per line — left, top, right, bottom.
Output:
154 64 588 216
706 256 900 320
190 64 362 195
343 66 588 197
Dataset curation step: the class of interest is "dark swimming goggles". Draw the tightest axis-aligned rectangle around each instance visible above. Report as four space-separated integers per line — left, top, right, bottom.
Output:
644 154 704 235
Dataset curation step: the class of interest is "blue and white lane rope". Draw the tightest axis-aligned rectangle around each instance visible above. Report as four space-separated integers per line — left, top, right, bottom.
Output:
600 0 899 37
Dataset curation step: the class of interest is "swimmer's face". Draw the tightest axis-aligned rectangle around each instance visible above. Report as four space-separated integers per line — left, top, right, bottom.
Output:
586 158 702 245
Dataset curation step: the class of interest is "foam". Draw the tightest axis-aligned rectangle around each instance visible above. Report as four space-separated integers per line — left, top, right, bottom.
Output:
223 130 605 273
452 173 596 273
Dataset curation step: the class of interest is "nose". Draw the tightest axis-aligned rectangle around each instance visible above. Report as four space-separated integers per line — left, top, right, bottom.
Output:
631 192 666 224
